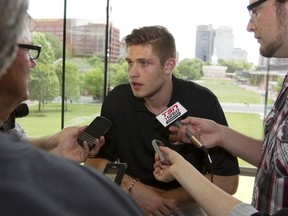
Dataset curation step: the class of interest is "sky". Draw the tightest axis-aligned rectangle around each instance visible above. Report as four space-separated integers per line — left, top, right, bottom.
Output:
28 0 260 65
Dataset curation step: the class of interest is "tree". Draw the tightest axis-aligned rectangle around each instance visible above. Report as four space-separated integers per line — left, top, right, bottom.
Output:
218 59 253 73
44 32 62 60
175 58 206 80
55 61 81 111
109 58 129 88
29 32 59 112
29 63 59 113
83 68 104 101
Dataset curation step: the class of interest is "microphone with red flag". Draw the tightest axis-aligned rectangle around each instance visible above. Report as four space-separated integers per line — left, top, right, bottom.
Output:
156 102 212 163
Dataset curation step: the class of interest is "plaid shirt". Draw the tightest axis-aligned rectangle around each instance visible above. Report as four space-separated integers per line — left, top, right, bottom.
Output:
252 73 288 215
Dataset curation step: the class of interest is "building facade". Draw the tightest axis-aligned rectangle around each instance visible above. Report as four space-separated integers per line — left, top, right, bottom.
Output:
32 19 120 63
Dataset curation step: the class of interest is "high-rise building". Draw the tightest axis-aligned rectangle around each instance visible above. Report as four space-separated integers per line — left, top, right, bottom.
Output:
195 25 247 64
214 26 234 60
195 25 214 63
232 48 248 61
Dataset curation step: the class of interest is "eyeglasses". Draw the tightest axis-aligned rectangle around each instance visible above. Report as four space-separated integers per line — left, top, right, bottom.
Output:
247 0 268 21
18 43 42 60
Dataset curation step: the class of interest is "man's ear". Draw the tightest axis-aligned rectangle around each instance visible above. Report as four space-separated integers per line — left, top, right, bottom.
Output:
164 58 176 75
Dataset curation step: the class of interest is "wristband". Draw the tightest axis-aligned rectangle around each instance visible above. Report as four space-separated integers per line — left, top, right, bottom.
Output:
128 178 139 194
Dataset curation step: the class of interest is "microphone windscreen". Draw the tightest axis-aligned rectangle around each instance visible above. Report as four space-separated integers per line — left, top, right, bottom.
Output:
14 103 29 118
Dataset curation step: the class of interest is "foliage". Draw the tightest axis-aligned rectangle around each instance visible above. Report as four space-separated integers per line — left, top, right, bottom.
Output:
29 32 59 112
108 59 129 88
218 59 253 73
174 58 206 80
83 68 104 101
55 61 81 110
32 32 55 64
43 32 63 60
87 55 104 67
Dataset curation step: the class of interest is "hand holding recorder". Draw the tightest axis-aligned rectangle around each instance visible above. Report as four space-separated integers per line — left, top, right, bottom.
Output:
77 116 111 150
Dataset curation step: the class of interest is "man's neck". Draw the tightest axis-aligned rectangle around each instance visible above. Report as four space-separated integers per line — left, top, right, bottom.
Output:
144 79 173 115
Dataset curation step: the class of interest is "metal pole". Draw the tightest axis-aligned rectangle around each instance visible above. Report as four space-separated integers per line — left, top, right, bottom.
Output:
103 0 110 98
61 0 67 129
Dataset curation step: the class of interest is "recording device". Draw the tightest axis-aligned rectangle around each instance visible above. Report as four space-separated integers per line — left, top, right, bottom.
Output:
77 116 112 150
152 139 170 165
103 162 127 185
2 103 29 131
156 102 212 163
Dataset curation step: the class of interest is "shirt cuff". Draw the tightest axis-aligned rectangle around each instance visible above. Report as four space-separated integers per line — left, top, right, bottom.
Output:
229 203 258 216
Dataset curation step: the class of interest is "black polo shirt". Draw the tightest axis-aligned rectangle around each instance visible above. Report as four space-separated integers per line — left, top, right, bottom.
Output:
97 76 240 190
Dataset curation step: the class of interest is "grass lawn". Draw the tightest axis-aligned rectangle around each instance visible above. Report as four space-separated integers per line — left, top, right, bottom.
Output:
199 78 273 104
225 112 263 168
17 102 102 137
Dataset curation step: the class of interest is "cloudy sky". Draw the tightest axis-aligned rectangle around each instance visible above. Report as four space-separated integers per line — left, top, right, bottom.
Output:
29 0 259 65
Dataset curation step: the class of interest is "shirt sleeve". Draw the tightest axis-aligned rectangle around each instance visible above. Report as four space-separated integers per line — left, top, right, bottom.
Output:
229 203 258 216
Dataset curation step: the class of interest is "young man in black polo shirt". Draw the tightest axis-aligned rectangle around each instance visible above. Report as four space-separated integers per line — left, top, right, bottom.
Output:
86 25 240 215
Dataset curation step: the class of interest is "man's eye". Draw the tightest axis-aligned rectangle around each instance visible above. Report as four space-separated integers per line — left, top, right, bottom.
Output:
126 61 133 65
140 61 148 66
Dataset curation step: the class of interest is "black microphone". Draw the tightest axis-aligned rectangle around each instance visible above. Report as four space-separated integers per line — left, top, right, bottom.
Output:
2 103 29 131
14 103 29 118
156 102 212 163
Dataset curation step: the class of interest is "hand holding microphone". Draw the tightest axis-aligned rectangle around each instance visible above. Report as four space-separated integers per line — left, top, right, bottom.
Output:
156 102 212 163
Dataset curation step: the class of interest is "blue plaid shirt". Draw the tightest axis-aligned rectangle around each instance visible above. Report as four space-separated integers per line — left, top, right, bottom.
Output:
252 73 288 214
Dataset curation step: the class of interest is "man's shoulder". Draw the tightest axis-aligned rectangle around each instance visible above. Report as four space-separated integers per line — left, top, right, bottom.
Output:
104 83 134 105
108 83 131 96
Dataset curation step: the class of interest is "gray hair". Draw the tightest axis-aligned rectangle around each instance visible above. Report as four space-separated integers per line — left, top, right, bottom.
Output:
0 0 29 77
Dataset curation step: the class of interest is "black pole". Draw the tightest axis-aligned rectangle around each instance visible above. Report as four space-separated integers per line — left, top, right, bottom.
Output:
103 0 110 98
61 0 67 129
263 58 270 122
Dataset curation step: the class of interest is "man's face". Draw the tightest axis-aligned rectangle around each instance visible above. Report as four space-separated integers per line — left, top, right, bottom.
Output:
125 44 172 100
247 0 288 58
0 38 37 106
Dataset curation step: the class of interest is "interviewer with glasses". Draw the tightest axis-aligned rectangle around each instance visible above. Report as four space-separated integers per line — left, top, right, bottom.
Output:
1 14 106 163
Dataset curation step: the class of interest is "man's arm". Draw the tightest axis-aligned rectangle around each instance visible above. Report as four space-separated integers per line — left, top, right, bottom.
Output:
29 135 58 150
85 157 111 171
208 174 238 195
162 174 238 209
85 158 178 216
175 117 263 167
28 126 105 163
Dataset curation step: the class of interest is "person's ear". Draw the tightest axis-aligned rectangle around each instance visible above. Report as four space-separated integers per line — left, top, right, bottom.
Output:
164 58 176 75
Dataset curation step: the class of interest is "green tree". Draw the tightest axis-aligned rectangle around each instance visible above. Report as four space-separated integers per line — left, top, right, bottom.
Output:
29 63 59 113
175 58 206 80
44 32 62 60
29 32 59 112
83 68 104 101
55 61 81 111
109 58 129 88
87 55 104 67
218 59 253 73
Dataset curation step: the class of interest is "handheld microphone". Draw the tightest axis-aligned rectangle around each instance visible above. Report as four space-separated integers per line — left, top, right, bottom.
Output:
14 103 29 118
2 103 29 131
156 102 212 163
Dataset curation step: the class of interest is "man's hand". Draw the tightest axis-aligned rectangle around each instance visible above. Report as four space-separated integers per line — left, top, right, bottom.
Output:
129 181 179 216
51 126 105 163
